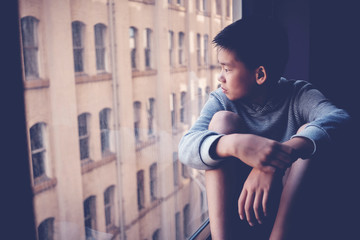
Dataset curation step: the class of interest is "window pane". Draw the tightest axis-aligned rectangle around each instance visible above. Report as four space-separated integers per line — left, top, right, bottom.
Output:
20 1 233 239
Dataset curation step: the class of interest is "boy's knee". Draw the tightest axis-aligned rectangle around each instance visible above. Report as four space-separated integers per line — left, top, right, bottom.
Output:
209 111 243 134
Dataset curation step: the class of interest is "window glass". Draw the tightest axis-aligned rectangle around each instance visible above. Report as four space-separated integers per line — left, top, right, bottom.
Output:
18 0 234 239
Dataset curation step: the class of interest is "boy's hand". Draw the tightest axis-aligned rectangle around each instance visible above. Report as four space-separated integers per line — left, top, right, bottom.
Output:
238 168 278 226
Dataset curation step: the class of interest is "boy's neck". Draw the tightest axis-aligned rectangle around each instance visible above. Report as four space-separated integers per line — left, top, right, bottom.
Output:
244 82 279 107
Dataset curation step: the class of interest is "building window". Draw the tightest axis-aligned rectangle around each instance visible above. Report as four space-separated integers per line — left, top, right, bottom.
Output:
202 0 208 12
38 218 54 240
170 93 176 128
226 0 231 17
21 16 39 79
99 108 111 156
175 212 181 240
182 163 189 179
200 191 206 222
78 113 90 161
183 204 190 238
216 0 222 15
180 91 186 123
152 228 161 240
198 87 203 115
30 122 47 179
84 196 97 240
104 185 115 230
147 98 155 136
196 0 200 11
150 163 158 201
137 170 145 210
129 27 137 69
173 152 179 186
176 0 182 6
94 23 107 71
203 34 209 66
196 33 201 66
144 28 152 69
178 32 185 65
133 101 141 142
168 31 174 67
72 21 85 73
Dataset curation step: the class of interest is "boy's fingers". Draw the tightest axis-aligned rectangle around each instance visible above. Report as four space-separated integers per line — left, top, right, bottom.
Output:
238 189 247 220
253 191 264 224
244 191 255 226
262 191 269 217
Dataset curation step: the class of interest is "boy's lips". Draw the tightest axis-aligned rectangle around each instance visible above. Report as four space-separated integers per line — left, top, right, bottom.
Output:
221 86 227 93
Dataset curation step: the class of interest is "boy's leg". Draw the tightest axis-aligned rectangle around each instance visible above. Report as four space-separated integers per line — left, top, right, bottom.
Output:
205 111 277 240
270 125 316 240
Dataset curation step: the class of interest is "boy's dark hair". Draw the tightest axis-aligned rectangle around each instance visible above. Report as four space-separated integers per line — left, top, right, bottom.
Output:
213 15 289 83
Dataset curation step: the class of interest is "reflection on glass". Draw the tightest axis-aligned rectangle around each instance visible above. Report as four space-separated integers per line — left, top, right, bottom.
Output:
19 0 233 239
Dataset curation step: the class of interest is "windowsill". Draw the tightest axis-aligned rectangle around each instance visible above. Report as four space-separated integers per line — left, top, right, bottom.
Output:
33 175 57 195
24 78 50 90
81 153 116 174
106 225 120 237
170 66 187 74
168 3 186 12
132 69 157 78
75 72 112 84
196 10 211 17
129 0 155 5
135 135 158 151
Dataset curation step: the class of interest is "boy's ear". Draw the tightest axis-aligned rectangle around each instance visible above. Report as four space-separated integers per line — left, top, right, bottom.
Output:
255 66 267 85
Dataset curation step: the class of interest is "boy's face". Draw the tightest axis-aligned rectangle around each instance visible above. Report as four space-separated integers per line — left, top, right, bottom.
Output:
217 48 257 101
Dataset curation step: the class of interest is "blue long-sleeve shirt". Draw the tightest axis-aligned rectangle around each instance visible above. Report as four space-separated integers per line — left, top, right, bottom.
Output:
178 78 350 170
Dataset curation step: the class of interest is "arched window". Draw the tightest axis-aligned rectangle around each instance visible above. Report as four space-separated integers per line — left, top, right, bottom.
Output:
180 91 187 123
137 170 145 210
129 27 138 69
78 113 91 161
150 162 157 201
168 31 174 67
178 32 185 65
84 196 97 239
152 228 161 240
144 28 152 68
133 101 141 142
99 108 111 156
21 16 39 79
203 34 209 65
29 122 47 179
94 23 107 71
104 185 116 230
147 98 155 135
196 33 201 66
72 21 85 73
38 217 54 240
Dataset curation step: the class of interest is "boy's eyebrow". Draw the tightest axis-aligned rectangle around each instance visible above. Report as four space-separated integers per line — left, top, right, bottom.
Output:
218 61 233 66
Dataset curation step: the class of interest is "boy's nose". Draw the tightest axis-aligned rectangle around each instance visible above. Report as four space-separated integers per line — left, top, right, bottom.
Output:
218 72 225 83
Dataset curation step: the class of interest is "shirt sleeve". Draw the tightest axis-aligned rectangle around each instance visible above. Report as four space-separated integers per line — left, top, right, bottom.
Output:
292 81 351 157
178 91 228 170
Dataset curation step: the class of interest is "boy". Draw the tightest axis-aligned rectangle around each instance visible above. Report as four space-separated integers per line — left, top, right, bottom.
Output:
178 16 350 239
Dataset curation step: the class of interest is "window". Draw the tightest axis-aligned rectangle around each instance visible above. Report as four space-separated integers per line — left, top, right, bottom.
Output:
29 123 47 179
150 163 158 201
38 218 54 240
137 170 145 210
183 204 190 238
134 101 141 142
170 93 176 128
173 152 179 186
198 87 203 115
216 0 222 15
21 16 39 79
226 0 231 17
147 98 155 136
104 186 115 230
99 108 111 156
200 191 206 222
129 27 137 69
152 228 161 240
180 91 186 123
168 31 174 67
72 21 85 73
204 34 209 66
178 32 185 65
202 0 208 12
196 0 200 11
181 163 189 178
196 33 201 66
144 28 152 69
78 113 90 161
94 23 107 71
84 196 97 239
175 212 181 240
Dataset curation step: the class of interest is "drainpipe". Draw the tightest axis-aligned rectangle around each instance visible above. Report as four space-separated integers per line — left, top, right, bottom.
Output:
107 1 126 239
